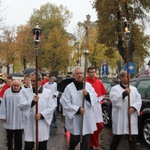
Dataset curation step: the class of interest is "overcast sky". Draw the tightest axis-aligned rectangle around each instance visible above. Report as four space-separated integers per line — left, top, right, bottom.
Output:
1 0 97 33
1 0 149 34
1 0 149 66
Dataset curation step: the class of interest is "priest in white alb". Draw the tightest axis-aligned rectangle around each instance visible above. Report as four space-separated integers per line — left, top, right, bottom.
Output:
18 72 55 150
43 74 59 128
0 79 24 150
109 70 142 150
60 66 97 150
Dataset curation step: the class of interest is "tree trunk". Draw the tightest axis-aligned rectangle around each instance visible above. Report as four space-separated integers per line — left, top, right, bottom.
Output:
23 57 27 70
7 64 10 74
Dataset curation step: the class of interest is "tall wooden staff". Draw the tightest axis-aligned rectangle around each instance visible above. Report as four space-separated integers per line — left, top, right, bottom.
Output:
32 23 42 150
123 18 132 141
78 15 96 148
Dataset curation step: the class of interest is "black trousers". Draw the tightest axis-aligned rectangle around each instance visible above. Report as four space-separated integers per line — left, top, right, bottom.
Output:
25 141 47 150
69 134 90 150
110 134 137 150
6 129 23 150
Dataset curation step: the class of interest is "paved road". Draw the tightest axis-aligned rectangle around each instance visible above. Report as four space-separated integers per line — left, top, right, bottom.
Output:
0 112 149 150
99 127 149 150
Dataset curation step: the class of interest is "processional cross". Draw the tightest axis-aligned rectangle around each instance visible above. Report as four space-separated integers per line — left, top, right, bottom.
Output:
77 14 97 147
78 14 97 55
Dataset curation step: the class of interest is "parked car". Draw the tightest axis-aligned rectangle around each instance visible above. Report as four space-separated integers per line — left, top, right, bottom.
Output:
100 77 119 86
101 76 150 147
130 77 150 147
133 70 149 78
100 78 118 127
101 83 112 127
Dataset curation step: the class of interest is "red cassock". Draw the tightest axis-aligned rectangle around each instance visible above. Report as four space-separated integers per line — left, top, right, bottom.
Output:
0 84 10 98
41 79 48 86
86 76 107 97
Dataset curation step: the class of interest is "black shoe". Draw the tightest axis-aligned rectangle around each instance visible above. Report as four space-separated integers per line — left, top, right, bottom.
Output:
88 146 94 150
53 125 57 128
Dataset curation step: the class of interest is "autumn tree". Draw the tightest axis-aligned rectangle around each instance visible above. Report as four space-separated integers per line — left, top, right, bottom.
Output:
0 1 12 73
94 0 150 73
72 26 85 67
28 3 72 76
41 27 71 76
0 26 16 73
15 25 33 71
88 28 122 77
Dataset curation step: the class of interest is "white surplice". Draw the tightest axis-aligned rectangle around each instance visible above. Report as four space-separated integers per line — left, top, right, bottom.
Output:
43 82 59 108
110 84 142 135
18 88 55 142
93 95 105 123
60 82 97 135
0 88 24 130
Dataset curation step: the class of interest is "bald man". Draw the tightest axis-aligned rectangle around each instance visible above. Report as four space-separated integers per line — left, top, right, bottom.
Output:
0 80 24 150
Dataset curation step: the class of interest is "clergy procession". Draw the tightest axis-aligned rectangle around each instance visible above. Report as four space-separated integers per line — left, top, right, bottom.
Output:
0 72 55 150
0 65 145 150
1 0 150 149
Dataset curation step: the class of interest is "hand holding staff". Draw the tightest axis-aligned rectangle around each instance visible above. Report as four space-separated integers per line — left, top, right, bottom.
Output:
32 23 42 150
78 15 96 149
123 18 132 141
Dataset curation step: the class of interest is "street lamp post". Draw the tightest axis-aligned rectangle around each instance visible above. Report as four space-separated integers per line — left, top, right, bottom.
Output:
32 23 42 150
123 17 132 141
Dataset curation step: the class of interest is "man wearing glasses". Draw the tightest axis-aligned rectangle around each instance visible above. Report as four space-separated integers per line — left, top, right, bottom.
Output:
86 66 107 150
